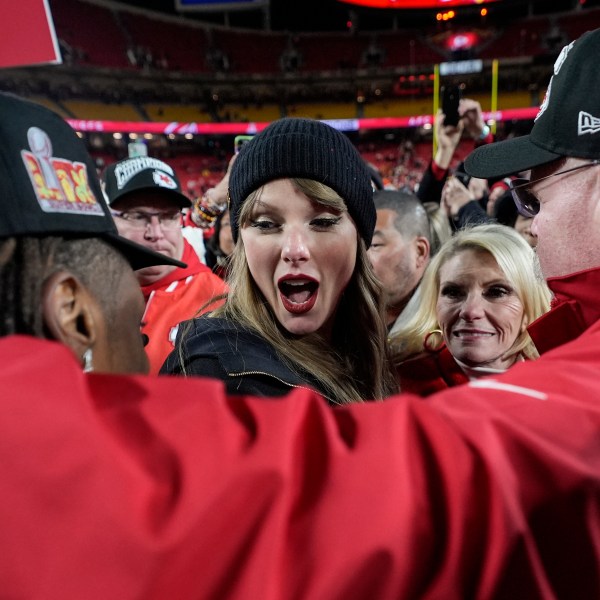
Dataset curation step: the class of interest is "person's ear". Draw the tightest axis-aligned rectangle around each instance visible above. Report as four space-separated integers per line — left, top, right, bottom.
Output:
414 237 431 268
41 271 97 359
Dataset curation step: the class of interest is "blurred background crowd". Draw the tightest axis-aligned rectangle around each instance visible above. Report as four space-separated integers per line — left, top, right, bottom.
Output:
4 0 599 196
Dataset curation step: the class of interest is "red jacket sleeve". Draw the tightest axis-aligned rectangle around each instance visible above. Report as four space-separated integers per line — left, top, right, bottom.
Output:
0 335 598 599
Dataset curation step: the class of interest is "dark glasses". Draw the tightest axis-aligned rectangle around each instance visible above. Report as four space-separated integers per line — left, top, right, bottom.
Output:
509 160 600 218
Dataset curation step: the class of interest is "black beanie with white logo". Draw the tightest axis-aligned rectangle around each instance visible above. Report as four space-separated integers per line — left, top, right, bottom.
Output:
228 118 376 245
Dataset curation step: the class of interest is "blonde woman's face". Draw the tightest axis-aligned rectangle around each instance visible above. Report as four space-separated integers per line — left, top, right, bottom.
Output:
436 248 526 370
240 178 357 340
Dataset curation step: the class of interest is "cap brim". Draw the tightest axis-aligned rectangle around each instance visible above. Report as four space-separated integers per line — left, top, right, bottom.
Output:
108 187 192 209
103 232 187 271
170 190 192 208
464 134 562 179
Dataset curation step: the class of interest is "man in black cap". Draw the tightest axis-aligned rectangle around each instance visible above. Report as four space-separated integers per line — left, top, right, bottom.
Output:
465 27 600 356
0 92 183 374
103 157 227 373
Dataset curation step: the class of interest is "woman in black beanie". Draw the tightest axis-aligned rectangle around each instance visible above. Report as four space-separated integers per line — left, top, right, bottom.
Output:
162 118 397 404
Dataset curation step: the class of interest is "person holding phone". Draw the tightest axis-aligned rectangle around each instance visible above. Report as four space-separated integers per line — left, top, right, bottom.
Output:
186 137 251 233
162 117 397 404
417 96 493 213
441 84 462 127
188 166 232 229
234 134 254 155
440 162 492 227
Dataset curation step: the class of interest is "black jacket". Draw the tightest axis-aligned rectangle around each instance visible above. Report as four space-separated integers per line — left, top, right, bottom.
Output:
418 159 492 230
161 316 330 401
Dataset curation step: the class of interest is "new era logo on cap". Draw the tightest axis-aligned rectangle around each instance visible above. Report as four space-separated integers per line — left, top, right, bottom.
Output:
465 28 600 180
578 111 600 136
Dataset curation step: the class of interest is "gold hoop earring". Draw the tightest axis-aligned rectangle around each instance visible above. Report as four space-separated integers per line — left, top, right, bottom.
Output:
423 329 443 353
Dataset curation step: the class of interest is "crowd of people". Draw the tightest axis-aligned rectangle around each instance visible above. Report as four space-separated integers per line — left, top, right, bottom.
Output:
1 27 600 599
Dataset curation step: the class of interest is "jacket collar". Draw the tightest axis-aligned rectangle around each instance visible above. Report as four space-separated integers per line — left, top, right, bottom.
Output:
141 240 205 299
191 317 318 391
528 265 600 355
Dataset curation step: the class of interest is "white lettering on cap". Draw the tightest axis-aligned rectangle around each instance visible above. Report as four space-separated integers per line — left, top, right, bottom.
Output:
553 40 575 75
535 78 553 122
114 157 175 189
535 39 575 122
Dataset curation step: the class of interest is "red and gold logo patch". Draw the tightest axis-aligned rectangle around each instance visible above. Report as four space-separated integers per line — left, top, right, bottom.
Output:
21 127 104 215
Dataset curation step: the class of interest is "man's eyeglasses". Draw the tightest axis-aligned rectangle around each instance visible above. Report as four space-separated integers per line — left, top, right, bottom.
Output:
111 210 182 230
509 160 600 218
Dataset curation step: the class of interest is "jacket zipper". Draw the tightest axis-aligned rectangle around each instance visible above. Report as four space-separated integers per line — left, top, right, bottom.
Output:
227 369 335 404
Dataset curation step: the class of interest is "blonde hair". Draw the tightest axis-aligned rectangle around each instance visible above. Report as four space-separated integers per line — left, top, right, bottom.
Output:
211 178 397 404
390 223 552 364
422 201 452 256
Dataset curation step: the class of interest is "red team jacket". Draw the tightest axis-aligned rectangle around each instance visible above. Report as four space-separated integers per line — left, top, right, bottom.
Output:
396 344 470 396
0 267 599 598
140 239 227 373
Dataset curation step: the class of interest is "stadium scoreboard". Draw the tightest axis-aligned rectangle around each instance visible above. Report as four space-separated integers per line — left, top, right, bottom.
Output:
175 0 269 11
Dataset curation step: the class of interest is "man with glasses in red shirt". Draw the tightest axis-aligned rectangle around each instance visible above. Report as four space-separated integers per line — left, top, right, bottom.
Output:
104 157 227 373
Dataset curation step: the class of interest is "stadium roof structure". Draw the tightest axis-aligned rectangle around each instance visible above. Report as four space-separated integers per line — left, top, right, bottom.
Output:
114 0 594 32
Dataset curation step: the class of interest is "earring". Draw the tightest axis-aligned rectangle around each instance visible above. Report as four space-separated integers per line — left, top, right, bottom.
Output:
82 348 94 373
423 329 444 353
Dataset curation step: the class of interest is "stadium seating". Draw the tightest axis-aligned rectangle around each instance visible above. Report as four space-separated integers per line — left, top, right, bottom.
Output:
48 0 600 76
119 11 210 73
51 0 130 69
42 0 600 193
62 100 144 121
144 103 214 123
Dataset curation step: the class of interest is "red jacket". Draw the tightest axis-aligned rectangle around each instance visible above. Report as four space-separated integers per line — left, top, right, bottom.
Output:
527 265 600 354
0 267 599 598
396 345 469 396
396 267 600 397
140 240 227 373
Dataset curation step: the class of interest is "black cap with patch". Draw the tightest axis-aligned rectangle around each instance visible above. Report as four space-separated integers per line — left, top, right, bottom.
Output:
465 29 600 179
103 156 191 208
0 92 184 270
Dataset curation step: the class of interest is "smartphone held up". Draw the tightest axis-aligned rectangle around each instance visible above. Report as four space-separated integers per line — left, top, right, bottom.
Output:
441 85 462 127
234 135 254 154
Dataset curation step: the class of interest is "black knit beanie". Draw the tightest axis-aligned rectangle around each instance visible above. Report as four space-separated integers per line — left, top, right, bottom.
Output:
228 118 376 246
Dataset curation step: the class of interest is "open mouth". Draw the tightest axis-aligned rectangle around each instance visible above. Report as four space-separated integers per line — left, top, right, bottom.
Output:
278 279 319 314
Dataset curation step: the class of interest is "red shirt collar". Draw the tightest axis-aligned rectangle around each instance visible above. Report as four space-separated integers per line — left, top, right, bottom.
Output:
528 265 600 354
140 240 207 299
